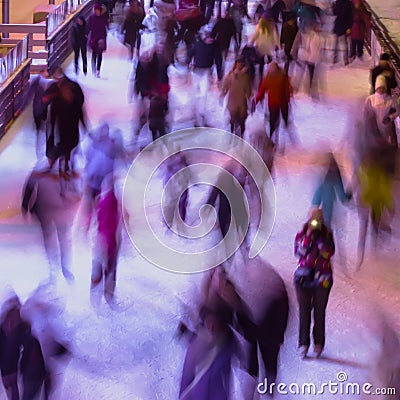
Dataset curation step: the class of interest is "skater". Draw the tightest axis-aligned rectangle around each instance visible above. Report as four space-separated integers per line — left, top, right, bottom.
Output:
91 173 121 305
70 16 88 75
121 0 145 59
220 57 252 137
294 208 335 358
364 74 400 147
332 0 353 65
370 53 397 95
21 161 75 282
88 2 109 77
252 62 294 146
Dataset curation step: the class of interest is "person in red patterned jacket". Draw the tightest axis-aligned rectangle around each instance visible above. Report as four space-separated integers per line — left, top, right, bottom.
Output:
293 208 335 359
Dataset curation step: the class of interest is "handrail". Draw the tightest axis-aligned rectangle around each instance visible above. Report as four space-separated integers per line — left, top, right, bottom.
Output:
0 35 29 85
46 0 91 37
363 1 400 84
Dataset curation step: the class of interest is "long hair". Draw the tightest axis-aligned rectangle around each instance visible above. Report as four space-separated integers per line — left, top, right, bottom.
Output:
258 17 273 35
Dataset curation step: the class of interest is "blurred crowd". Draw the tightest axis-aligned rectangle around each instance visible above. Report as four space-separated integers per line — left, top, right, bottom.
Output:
3 0 399 398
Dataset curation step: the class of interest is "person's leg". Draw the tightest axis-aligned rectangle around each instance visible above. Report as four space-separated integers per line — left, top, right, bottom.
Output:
312 286 332 351
74 47 79 74
22 376 45 400
333 34 339 63
343 34 349 65
2 372 19 400
136 32 142 56
259 341 281 392
81 44 88 74
104 249 118 302
55 220 74 281
295 285 313 348
97 51 103 74
350 39 356 60
269 105 280 140
91 51 97 74
357 39 364 59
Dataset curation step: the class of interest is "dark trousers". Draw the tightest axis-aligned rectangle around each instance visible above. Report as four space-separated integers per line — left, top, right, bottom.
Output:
350 39 364 59
333 34 349 64
295 284 331 348
91 50 103 72
269 103 289 139
73 44 87 74
22 375 45 400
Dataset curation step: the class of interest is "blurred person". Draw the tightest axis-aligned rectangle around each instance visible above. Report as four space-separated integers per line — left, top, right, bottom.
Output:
91 173 121 305
280 11 299 74
311 152 352 228
121 0 145 59
21 161 75 282
294 208 335 358
249 14 280 79
226 0 251 51
364 74 400 147
179 307 236 400
0 296 24 400
292 0 321 32
237 258 289 398
70 16 88 75
252 62 296 147
43 67 86 179
88 2 109 77
22 67 54 159
211 11 238 81
188 29 220 126
149 93 169 141
220 58 252 137
21 288 71 400
162 152 190 230
20 324 46 400
82 123 115 231
370 53 397 95
349 0 369 62
332 0 353 65
290 23 324 98
356 146 395 268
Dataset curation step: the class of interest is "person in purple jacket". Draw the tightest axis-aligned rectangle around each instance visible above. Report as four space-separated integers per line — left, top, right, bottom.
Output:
88 2 109 77
294 208 335 359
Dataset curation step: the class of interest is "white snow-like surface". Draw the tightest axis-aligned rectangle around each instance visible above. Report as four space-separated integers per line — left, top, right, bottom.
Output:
0 18 399 400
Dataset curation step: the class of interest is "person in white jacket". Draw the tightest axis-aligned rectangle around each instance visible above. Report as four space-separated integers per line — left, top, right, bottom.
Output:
364 74 400 147
291 23 324 97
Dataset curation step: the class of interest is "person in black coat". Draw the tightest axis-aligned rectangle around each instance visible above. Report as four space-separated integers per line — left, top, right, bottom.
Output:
332 0 353 65
70 16 88 75
280 11 298 74
43 67 86 177
211 11 238 80
370 53 398 95
121 0 145 59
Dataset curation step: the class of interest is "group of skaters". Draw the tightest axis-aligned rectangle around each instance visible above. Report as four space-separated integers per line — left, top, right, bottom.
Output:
7 0 400 399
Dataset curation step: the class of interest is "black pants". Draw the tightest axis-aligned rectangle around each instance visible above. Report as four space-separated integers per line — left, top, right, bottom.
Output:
333 34 349 64
295 284 331 348
73 43 87 74
92 50 103 73
269 103 289 139
350 39 363 59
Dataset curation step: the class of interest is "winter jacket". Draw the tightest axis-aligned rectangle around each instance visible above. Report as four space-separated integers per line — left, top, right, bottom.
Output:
332 0 353 36
71 20 88 49
250 22 279 57
221 67 252 120
370 65 397 95
211 17 237 51
312 172 351 227
294 224 335 289
122 5 145 45
364 92 400 142
280 19 298 57
255 67 291 108
88 5 108 48
192 39 216 69
350 5 369 41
